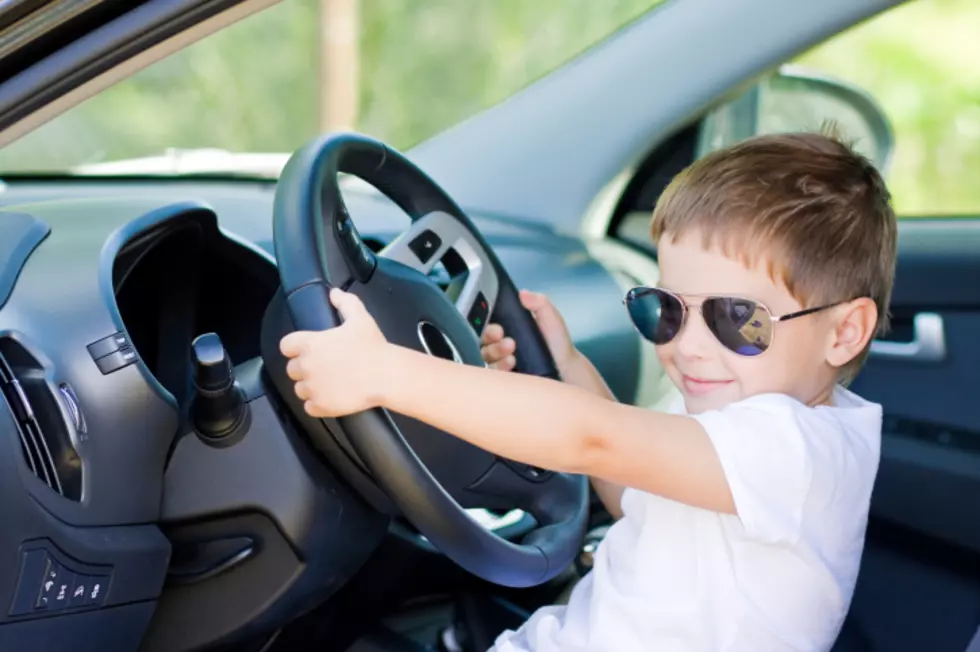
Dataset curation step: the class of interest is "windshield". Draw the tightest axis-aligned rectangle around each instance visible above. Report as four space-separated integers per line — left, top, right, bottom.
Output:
0 0 662 176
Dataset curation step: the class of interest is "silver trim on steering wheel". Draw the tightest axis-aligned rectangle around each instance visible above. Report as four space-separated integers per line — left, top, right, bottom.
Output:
417 321 464 363
380 210 499 334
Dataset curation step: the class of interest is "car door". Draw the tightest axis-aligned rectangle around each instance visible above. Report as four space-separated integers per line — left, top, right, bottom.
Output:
845 215 980 651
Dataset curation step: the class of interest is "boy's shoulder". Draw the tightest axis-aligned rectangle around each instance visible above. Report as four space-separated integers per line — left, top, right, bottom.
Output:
679 387 882 543
674 386 881 432
692 386 882 462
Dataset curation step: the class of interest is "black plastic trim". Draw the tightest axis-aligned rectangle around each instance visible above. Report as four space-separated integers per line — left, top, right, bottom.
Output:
166 536 255 585
97 200 219 414
0 0 245 131
0 602 156 652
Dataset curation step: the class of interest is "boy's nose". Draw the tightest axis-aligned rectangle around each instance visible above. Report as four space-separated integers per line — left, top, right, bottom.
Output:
673 310 715 360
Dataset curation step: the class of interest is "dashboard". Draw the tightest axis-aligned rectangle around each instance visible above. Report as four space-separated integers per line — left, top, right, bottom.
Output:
0 177 656 652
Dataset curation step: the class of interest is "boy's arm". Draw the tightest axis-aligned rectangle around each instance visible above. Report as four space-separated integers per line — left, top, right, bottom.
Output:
378 344 736 516
559 350 615 401
591 472 627 520
559 352 627 519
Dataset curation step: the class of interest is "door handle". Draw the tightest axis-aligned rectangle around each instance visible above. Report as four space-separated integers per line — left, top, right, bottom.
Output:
870 312 946 363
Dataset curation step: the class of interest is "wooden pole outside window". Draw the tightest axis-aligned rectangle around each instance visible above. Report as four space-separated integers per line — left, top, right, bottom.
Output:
319 0 359 133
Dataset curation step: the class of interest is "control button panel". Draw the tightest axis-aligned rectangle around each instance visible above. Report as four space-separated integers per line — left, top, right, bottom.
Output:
407 229 442 265
9 543 112 617
37 555 68 610
86 332 128 359
68 573 107 608
94 347 138 374
87 331 138 375
336 216 376 281
466 292 490 334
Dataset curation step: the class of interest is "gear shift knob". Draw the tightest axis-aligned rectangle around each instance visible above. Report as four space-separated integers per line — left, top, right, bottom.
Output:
190 333 248 442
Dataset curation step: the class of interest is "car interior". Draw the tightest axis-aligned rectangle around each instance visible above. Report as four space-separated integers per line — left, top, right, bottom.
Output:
0 0 978 651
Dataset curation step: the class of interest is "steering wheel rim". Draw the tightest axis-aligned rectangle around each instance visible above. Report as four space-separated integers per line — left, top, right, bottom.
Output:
267 132 588 587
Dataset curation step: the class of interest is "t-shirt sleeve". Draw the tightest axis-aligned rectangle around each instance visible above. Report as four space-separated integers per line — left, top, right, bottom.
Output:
690 394 814 544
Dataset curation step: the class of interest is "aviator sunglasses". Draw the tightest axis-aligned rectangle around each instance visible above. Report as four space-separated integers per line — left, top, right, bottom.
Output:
624 286 847 357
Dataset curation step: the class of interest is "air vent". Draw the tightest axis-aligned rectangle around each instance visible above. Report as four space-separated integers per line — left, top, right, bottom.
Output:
0 338 81 500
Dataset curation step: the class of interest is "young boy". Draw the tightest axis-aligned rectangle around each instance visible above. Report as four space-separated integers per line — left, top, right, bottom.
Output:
280 132 897 651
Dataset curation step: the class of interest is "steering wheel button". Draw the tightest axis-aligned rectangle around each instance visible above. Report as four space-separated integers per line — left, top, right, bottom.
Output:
466 292 490 334
336 218 376 281
354 241 377 279
408 229 442 264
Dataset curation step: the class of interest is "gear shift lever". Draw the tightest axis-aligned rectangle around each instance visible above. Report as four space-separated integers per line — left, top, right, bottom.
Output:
190 333 249 443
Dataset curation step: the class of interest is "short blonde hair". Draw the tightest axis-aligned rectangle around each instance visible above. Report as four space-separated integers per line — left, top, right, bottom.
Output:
650 131 897 382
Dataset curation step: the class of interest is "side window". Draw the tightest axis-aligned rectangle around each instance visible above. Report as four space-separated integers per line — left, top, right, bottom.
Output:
700 0 980 218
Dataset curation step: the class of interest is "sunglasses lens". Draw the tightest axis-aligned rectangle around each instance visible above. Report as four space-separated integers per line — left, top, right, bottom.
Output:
626 288 684 345
701 297 772 356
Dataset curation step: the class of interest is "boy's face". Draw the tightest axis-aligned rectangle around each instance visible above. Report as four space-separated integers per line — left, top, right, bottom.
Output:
654 229 841 414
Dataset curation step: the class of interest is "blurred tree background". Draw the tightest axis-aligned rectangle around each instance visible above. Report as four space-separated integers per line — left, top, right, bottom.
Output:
0 0 659 167
0 0 976 217
796 0 980 216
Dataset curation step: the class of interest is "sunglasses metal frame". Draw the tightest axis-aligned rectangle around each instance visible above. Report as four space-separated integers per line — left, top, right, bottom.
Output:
623 286 847 356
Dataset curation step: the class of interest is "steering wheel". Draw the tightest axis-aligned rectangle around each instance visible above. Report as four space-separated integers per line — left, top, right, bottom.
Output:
264 132 588 588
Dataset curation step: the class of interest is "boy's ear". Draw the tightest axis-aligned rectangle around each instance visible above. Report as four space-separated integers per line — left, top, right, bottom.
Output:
826 298 878 369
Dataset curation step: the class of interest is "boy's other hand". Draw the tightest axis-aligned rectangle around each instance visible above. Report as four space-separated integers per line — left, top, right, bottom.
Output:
481 289 576 373
479 322 517 370
280 288 389 418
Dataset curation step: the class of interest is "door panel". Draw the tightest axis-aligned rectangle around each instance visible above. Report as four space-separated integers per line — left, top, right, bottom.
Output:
850 218 980 553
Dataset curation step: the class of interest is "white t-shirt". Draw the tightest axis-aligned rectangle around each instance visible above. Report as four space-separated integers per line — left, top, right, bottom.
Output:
490 385 882 652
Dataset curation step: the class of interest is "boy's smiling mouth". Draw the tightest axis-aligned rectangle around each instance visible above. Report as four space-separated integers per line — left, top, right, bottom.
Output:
681 375 734 396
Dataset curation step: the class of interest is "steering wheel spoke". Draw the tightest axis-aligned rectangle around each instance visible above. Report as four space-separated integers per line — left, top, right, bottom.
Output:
380 211 499 335
467 458 563 513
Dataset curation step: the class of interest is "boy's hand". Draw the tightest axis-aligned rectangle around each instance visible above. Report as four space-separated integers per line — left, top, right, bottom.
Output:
279 288 389 418
481 290 576 373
